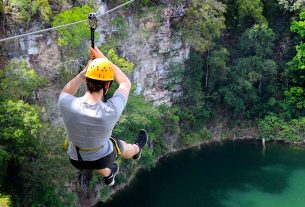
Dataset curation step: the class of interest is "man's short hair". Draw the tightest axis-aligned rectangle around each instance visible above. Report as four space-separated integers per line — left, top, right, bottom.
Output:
86 78 110 93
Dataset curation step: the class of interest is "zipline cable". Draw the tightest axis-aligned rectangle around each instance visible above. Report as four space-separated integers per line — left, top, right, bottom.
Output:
0 0 135 43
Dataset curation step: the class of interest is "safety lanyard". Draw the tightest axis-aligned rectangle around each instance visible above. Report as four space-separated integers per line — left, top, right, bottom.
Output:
88 13 98 48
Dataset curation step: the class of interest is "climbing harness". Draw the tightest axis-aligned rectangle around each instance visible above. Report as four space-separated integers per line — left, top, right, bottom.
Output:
110 137 122 159
64 137 121 161
63 138 103 161
88 13 98 48
0 0 135 43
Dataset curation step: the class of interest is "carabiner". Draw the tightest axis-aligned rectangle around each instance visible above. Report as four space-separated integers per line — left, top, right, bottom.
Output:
88 13 98 48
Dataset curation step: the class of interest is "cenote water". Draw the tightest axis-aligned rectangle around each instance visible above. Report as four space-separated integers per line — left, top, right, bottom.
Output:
102 140 305 207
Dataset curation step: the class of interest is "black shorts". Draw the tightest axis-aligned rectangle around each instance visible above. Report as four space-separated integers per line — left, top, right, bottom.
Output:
69 138 124 170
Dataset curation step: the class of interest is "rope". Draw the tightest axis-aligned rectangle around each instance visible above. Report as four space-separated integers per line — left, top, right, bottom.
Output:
0 0 135 43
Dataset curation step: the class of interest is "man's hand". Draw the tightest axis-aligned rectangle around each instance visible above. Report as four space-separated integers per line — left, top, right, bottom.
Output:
89 47 106 59
79 59 92 78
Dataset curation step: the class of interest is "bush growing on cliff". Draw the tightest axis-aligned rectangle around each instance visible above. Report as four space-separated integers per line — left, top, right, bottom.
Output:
3 0 53 24
259 115 305 141
0 59 47 102
105 48 134 75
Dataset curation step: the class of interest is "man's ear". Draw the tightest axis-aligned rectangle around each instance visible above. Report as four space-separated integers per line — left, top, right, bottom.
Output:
104 82 111 93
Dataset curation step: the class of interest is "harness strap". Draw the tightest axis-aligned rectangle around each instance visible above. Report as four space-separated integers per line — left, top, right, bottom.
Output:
74 145 103 151
72 136 120 161
110 137 122 158
73 144 103 162
75 146 84 162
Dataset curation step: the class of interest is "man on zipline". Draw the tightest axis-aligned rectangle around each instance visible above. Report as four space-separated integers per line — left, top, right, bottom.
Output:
58 47 148 186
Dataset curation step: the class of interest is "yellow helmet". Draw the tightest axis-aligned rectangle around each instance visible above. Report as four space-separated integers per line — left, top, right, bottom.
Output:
85 58 115 81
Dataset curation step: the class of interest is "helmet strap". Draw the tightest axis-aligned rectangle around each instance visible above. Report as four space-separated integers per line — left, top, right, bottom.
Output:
101 81 113 102
102 84 107 102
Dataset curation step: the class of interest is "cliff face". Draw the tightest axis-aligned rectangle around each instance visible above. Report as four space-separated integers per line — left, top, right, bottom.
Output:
120 4 188 106
3 2 188 108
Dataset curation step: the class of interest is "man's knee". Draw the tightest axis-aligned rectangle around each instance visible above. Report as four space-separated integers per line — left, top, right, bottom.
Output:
95 168 111 177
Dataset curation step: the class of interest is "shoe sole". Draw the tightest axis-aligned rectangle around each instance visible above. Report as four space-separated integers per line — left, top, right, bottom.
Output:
138 129 148 147
106 164 120 186
134 129 148 160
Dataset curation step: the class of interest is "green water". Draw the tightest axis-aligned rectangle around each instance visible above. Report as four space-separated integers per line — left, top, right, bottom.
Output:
102 140 305 207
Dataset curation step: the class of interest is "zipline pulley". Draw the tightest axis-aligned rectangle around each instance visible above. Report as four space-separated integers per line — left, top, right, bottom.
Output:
88 13 98 48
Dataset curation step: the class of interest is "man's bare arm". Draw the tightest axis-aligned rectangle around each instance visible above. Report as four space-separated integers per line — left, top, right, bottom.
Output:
60 60 91 96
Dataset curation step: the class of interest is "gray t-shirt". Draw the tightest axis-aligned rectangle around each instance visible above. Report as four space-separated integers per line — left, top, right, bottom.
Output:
58 91 127 161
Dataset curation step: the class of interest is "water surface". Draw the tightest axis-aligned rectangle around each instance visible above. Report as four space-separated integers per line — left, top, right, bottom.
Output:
102 140 305 207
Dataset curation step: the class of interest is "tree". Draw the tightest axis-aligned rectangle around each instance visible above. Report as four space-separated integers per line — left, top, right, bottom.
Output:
182 0 227 116
0 100 42 192
181 51 210 126
278 0 305 12
3 0 52 24
285 11 305 112
220 24 278 117
204 47 229 96
239 24 276 57
237 0 267 25
183 0 226 52
0 59 46 102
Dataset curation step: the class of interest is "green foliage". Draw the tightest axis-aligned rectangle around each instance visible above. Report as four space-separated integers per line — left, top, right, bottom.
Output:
114 93 161 143
291 11 305 38
288 43 305 82
109 0 152 7
3 0 53 24
110 16 128 38
32 0 53 23
140 149 155 169
159 105 180 136
278 0 305 12
181 51 211 125
220 24 278 117
259 114 305 141
183 0 226 52
0 100 42 162
240 24 276 57
0 100 42 194
285 11 305 114
98 46 134 76
0 59 46 101
0 194 11 207
28 124 76 206
0 59 73 206
237 0 267 24
106 49 134 75
0 2 3 16
100 187 111 202
285 87 305 110
179 128 212 146
205 47 229 96
52 5 94 52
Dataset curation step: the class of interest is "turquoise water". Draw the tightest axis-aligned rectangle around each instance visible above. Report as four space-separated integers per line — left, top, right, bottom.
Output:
102 140 305 207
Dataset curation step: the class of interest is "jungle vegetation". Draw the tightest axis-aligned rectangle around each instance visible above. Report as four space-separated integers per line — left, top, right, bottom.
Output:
0 0 305 205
